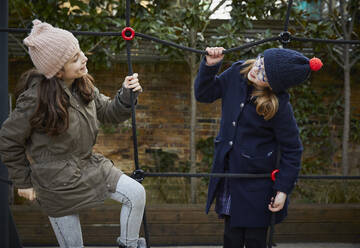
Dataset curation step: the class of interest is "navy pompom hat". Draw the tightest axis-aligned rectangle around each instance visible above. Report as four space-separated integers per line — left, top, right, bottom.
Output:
263 48 323 93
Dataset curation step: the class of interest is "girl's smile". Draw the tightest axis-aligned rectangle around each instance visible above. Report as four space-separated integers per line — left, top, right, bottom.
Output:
57 49 88 86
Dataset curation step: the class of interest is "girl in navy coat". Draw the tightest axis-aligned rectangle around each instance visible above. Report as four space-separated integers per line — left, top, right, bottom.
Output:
195 47 323 248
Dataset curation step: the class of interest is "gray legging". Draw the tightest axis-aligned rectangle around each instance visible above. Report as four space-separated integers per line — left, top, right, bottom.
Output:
48 174 146 248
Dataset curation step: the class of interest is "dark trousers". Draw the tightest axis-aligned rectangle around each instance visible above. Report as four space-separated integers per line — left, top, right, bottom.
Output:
223 216 268 248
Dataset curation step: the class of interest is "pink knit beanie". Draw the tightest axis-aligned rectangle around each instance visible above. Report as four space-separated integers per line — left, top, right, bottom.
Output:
23 19 80 79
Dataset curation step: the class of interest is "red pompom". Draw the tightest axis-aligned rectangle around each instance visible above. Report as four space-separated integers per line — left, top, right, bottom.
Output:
309 57 323 71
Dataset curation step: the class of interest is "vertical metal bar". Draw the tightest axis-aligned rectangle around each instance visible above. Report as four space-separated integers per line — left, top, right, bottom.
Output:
0 2 21 248
283 0 293 32
0 0 10 246
282 0 293 48
0 0 9 126
125 1 150 247
126 0 131 27
0 2 21 247
125 0 139 171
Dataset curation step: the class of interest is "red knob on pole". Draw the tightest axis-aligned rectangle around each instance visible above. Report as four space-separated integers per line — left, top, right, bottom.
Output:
122 27 135 41
271 169 279 182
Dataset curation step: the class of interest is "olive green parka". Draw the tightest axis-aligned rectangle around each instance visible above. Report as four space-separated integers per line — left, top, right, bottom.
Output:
0 75 137 217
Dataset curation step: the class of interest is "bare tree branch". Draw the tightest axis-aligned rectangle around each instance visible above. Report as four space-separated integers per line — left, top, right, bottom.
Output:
205 0 214 12
333 22 342 38
202 0 228 34
201 0 215 34
324 2 343 37
330 11 343 37
9 33 29 55
11 0 26 28
294 18 306 30
339 0 348 37
328 45 344 69
103 48 117 61
323 0 332 12
201 19 211 35
333 45 345 62
349 7 357 36
86 36 108 53
206 0 228 19
350 53 360 67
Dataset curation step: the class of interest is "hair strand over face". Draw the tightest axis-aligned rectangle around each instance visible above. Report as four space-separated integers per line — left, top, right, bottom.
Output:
240 59 279 120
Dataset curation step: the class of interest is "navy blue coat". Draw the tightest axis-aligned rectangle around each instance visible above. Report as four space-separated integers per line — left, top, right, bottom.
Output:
195 58 303 227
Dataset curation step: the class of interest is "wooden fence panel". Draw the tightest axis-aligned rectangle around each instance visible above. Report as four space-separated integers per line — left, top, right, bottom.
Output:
11 204 360 246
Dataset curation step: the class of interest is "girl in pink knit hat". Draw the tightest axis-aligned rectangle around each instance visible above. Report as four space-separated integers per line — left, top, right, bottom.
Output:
0 20 146 248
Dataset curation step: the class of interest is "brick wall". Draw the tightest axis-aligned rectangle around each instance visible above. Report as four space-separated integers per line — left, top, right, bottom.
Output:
92 61 223 172
8 59 360 176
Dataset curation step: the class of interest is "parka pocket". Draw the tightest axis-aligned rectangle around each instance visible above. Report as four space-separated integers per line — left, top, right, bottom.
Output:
31 160 81 190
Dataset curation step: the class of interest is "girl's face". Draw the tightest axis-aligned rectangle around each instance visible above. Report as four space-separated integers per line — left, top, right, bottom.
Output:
247 55 271 89
59 49 88 86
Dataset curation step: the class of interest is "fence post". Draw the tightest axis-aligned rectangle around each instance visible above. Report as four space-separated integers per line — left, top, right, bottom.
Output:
0 1 22 247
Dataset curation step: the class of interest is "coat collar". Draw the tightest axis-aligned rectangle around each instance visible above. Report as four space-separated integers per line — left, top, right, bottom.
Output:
59 80 87 116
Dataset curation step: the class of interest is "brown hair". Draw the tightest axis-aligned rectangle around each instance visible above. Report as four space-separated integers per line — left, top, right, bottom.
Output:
240 60 279 120
17 69 95 136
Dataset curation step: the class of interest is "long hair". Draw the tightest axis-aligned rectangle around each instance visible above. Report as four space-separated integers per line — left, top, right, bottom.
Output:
17 69 95 136
240 60 279 120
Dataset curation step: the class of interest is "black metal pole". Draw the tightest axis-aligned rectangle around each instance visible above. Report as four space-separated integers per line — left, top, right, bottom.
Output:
125 1 150 247
282 0 293 48
0 0 9 134
0 0 10 246
0 1 22 247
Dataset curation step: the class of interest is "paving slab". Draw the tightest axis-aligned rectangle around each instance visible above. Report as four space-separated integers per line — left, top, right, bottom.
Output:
25 243 360 248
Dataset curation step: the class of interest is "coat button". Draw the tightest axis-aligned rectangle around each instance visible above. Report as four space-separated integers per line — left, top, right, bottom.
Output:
232 121 236 126
229 141 233 146
240 103 244 108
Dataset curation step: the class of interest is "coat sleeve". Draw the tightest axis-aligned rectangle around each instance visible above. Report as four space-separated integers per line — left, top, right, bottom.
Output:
195 58 244 103
0 87 37 189
194 57 225 103
269 97 303 195
94 86 137 124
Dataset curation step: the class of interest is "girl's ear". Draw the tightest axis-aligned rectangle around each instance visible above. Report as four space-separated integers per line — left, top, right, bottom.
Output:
55 70 63 79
